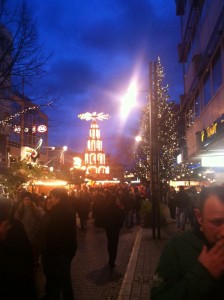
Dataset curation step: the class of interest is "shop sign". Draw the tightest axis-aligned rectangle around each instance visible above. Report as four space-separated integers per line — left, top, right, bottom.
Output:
37 125 47 133
198 114 224 148
13 124 47 134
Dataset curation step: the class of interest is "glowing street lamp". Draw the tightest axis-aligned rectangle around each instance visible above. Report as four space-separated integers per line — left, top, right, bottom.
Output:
135 135 142 143
120 80 137 119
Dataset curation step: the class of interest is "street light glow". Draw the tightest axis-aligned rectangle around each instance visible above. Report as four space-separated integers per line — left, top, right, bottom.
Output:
120 81 137 119
135 135 142 142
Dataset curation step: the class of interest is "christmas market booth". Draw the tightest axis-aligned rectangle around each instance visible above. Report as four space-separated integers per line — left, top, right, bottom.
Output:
25 179 69 195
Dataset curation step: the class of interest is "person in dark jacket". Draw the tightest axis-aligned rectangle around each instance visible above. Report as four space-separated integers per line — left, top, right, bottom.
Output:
151 186 224 300
77 187 90 230
102 190 125 272
175 185 189 231
0 196 37 300
40 188 77 300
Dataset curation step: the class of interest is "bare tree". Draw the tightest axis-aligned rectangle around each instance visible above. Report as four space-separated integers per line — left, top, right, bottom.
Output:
0 0 50 95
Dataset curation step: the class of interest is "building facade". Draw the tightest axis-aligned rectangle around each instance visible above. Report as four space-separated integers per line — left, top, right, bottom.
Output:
0 24 49 168
0 93 49 167
176 0 224 181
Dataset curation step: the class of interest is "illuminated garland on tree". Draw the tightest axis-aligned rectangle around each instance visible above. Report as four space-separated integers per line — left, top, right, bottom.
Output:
134 104 150 180
135 58 182 182
155 58 181 181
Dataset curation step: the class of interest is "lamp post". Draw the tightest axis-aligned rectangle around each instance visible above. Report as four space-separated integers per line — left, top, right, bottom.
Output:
121 64 161 238
60 146 67 165
126 62 161 239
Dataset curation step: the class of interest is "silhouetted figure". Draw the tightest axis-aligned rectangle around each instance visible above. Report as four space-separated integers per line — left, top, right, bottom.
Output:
175 186 189 232
40 188 77 300
0 196 37 300
102 191 125 272
77 187 90 230
187 186 198 227
92 189 105 227
166 186 176 220
14 191 42 268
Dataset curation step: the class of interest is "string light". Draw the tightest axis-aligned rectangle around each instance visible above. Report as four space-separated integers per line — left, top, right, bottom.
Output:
0 101 54 126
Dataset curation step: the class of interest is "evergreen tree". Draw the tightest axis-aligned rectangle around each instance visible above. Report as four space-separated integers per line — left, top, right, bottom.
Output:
134 105 150 181
156 58 180 181
135 58 181 182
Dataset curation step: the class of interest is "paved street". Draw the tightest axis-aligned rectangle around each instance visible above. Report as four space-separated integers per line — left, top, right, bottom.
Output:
35 211 183 299
71 216 139 300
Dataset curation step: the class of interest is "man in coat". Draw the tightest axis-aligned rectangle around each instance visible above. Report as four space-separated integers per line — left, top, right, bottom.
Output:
40 188 77 300
151 186 224 300
102 190 125 273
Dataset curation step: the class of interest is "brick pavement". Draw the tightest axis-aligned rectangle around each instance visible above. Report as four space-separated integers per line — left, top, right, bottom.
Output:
71 217 139 299
37 216 180 300
117 222 180 300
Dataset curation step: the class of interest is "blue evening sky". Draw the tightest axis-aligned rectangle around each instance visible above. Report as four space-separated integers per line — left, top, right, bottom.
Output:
26 0 183 157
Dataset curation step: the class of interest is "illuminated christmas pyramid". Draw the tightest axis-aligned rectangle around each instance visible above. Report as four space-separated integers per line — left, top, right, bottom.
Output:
78 112 110 178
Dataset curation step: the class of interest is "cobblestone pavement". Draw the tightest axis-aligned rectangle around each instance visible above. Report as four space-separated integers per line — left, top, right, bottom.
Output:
71 216 139 300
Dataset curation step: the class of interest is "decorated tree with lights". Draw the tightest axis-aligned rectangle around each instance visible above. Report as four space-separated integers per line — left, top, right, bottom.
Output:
156 58 181 181
135 58 182 182
134 105 151 181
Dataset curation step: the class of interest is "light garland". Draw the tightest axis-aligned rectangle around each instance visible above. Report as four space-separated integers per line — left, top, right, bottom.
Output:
0 100 54 126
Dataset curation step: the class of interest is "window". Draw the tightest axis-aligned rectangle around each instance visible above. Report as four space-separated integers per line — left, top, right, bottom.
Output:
195 92 200 118
203 71 211 107
212 50 222 95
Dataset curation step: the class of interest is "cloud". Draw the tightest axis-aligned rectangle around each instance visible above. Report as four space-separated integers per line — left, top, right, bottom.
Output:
25 0 183 157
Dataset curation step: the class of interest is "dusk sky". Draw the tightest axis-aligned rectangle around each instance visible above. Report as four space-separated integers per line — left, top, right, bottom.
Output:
26 0 183 157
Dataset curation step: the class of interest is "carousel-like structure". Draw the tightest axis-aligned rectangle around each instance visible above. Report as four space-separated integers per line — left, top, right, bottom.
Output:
78 112 110 178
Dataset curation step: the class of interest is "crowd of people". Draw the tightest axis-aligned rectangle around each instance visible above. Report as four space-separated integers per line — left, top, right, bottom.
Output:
1 182 224 300
164 184 199 231
0 183 147 300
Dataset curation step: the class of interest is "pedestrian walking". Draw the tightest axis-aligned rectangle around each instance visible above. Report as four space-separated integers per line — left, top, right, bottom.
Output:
175 186 189 232
14 191 42 268
40 188 77 300
187 186 198 227
102 190 125 273
166 186 176 220
151 185 224 300
134 188 143 225
77 187 90 230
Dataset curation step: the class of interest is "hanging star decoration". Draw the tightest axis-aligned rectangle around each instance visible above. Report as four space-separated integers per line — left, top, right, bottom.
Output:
78 112 110 121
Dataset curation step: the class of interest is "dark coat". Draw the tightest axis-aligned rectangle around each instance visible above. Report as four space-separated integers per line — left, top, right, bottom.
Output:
0 218 37 300
175 190 189 209
41 200 77 259
102 198 125 231
151 228 224 300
